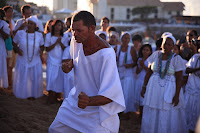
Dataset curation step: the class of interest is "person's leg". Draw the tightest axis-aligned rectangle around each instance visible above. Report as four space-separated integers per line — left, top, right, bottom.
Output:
49 119 79 133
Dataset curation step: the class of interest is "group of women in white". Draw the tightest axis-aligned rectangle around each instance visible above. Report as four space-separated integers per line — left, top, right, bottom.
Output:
105 30 200 133
0 9 199 132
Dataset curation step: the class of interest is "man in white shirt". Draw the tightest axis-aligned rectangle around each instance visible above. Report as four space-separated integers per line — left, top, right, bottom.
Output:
95 16 110 40
14 4 44 35
49 11 125 133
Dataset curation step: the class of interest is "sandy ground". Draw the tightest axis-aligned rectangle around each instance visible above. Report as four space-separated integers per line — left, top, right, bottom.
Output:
0 86 141 133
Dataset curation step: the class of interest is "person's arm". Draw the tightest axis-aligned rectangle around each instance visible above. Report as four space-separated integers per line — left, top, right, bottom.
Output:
12 41 23 56
0 26 9 39
78 92 112 109
58 37 66 50
39 45 44 61
185 67 200 74
172 71 182 106
141 66 153 97
45 38 58 52
124 46 138 68
13 21 27 36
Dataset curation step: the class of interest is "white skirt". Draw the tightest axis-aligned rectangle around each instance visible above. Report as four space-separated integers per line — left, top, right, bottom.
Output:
134 78 144 106
141 106 188 133
185 92 200 131
46 62 64 93
121 76 137 112
0 55 8 88
63 69 74 99
13 61 43 99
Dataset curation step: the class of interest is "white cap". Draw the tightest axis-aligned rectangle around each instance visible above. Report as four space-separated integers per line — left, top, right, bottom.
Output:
163 34 176 45
26 15 38 26
120 31 131 41
108 31 119 41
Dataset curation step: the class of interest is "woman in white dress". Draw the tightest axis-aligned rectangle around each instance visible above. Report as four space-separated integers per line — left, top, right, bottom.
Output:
45 19 68 104
115 32 137 113
0 9 10 89
135 44 152 120
185 53 200 132
140 34 187 133
12 16 44 99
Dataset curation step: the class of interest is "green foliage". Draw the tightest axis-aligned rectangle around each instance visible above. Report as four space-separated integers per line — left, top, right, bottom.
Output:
132 6 157 19
0 0 7 8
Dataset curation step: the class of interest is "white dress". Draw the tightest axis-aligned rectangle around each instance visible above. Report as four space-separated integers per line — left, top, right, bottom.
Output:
62 46 74 99
116 45 137 112
0 20 10 88
141 51 187 133
45 33 69 93
185 53 200 131
13 30 44 99
52 37 125 133
135 58 148 106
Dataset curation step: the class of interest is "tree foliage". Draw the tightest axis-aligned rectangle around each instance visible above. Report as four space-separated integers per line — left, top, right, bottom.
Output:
0 0 7 8
132 6 157 19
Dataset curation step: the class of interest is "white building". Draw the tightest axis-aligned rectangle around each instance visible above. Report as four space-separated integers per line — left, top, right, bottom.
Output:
77 0 185 22
53 0 77 12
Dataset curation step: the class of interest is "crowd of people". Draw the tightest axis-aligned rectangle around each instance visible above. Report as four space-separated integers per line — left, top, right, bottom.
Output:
0 4 200 133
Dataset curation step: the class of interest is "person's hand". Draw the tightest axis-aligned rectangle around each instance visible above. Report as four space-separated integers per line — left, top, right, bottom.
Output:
19 21 28 30
172 95 179 107
56 37 62 44
139 60 144 67
62 59 73 73
141 86 146 98
189 42 197 54
78 92 89 109
18 49 23 56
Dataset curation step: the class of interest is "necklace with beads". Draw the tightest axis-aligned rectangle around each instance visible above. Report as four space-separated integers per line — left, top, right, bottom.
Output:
158 52 173 79
26 31 35 63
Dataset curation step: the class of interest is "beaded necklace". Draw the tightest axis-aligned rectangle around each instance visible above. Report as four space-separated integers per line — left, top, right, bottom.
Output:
26 31 35 63
158 52 173 79
117 46 128 66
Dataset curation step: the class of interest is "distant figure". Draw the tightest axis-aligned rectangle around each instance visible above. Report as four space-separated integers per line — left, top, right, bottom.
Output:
49 11 125 133
12 16 44 99
97 32 106 40
14 4 44 35
64 16 72 31
3 6 15 88
108 31 119 48
106 26 117 35
0 8 10 89
132 34 143 55
95 16 109 40
44 19 53 34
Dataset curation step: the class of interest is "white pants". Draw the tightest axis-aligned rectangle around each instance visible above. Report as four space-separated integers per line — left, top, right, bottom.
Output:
49 119 79 133
49 119 111 133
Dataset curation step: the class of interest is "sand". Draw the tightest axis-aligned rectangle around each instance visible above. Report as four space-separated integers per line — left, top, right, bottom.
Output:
0 87 141 133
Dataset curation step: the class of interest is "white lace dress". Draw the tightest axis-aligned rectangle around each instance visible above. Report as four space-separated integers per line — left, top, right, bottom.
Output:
13 30 44 99
141 51 188 133
45 33 69 93
185 53 200 131
116 45 137 112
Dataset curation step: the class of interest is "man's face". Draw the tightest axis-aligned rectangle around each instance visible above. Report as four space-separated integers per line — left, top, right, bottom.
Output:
100 19 109 29
186 31 197 43
65 20 71 29
23 8 32 19
5 8 13 18
71 20 90 43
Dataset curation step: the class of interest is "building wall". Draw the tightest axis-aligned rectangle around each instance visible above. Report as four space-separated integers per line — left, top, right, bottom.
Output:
54 0 77 12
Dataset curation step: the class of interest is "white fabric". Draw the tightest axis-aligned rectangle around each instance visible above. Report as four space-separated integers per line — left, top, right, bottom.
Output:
14 18 44 32
0 20 10 88
141 50 188 133
135 58 148 105
45 33 69 92
12 30 44 98
116 45 137 112
26 15 38 26
62 46 74 98
162 34 176 45
185 53 200 131
53 37 125 133
120 32 131 41
11 19 15 31
161 32 172 38
64 31 72 46
95 29 107 40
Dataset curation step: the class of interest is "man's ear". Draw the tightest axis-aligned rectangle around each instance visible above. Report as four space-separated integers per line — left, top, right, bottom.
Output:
89 25 96 33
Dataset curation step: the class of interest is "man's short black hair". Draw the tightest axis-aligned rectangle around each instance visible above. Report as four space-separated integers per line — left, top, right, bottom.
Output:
21 4 31 14
101 16 110 23
3 6 13 13
72 11 96 28
132 34 142 42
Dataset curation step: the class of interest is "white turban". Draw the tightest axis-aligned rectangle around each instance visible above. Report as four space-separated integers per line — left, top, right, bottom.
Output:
108 31 119 41
120 31 131 41
162 34 176 45
26 15 38 26
161 32 172 38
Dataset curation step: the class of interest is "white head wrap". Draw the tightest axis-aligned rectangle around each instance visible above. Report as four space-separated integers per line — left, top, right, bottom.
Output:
161 32 172 38
162 34 176 45
26 15 38 26
108 31 119 41
120 31 131 41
